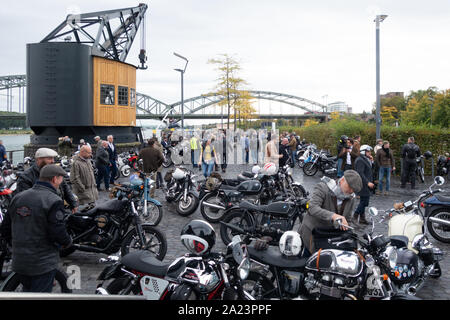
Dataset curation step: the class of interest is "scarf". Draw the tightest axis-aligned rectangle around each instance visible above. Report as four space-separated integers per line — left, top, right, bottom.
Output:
382 145 390 156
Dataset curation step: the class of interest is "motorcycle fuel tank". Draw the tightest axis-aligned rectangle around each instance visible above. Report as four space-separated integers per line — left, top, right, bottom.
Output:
237 180 262 194
305 249 363 277
388 214 423 252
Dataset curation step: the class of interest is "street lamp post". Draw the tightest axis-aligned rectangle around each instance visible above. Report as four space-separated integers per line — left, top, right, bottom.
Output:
173 52 188 131
375 14 388 140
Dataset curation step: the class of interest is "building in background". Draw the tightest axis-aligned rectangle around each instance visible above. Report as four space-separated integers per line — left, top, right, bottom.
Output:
327 101 352 114
380 92 404 99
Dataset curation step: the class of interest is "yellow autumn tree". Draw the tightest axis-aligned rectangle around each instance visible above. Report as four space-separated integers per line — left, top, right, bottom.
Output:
303 119 319 127
208 54 252 129
380 106 398 124
330 111 340 121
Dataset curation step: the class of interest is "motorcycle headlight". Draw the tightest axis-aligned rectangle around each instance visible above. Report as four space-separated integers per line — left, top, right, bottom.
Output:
237 258 250 280
287 167 293 175
382 246 398 269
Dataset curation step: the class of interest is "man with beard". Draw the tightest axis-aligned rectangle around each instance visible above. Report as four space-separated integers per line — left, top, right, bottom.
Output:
299 170 362 255
14 148 78 213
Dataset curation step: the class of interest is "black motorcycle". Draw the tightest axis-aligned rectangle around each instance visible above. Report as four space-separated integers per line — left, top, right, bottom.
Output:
303 150 338 177
437 153 450 178
95 234 254 300
235 215 419 300
198 171 278 223
60 187 167 260
164 166 200 216
220 197 309 245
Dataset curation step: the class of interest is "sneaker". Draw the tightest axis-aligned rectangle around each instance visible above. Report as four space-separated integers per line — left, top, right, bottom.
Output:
384 191 389 196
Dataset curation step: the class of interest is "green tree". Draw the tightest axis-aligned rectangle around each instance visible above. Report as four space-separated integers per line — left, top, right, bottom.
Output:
208 54 252 129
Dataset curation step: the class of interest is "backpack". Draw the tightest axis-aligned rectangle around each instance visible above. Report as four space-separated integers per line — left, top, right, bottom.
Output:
407 144 417 160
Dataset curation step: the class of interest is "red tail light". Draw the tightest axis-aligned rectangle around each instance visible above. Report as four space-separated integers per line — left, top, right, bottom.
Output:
420 202 425 208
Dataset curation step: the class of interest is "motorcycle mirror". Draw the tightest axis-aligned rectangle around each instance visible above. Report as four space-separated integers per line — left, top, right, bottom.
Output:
368 207 378 217
435 176 445 186
138 159 143 164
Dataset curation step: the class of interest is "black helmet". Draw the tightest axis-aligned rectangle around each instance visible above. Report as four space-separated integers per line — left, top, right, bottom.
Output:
340 135 348 143
181 220 216 256
424 151 433 160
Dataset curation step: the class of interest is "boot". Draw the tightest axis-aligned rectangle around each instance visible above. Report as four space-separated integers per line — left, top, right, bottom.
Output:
359 213 370 225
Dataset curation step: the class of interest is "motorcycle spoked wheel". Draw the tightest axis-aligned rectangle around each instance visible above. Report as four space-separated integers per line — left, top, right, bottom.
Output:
200 192 227 223
220 209 253 245
418 167 425 183
121 166 131 177
176 193 199 216
140 202 163 226
121 225 167 260
426 208 450 243
0 269 72 293
303 162 318 176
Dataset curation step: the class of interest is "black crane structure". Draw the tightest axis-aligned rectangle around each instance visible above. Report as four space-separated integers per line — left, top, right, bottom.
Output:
40 3 148 68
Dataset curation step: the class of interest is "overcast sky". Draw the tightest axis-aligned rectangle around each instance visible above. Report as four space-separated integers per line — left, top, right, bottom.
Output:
1 0 449 118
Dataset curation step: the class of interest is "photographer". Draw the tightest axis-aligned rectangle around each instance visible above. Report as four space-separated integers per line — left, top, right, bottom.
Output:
336 135 348 178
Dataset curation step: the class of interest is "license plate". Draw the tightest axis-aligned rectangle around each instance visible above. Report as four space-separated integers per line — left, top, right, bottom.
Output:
140 276 170 300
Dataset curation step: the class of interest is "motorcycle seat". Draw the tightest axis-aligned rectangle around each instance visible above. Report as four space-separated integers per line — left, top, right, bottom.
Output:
389 235 409 248
75 199 127 216
248 245 306 269
121 250 171 278
435 193 450 204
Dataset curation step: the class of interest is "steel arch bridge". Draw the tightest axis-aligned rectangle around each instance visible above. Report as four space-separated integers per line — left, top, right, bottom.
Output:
1 74 327 118
136 90 328 118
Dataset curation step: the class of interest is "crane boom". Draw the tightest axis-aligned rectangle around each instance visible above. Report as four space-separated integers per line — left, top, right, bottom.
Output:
40 3 148 65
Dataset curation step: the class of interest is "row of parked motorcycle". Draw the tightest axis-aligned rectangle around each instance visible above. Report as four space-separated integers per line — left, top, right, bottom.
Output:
0 148 449 300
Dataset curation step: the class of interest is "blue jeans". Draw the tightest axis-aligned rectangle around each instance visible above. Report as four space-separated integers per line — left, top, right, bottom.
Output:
337 158 343 178
355 195 370 216
202 161 214 177
17 269 57 292
378 167 391 191
291 150 296 165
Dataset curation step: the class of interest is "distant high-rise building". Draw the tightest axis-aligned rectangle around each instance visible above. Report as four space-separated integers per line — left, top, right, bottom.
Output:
380 92 404 99
327 101 351 113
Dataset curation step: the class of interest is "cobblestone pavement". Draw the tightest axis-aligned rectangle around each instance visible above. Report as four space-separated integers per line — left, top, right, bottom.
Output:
57 165 450 299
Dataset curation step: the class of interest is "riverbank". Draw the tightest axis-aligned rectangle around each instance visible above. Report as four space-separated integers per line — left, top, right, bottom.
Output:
0 130 32 135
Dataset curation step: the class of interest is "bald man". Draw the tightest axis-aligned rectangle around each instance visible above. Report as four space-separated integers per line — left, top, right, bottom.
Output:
70 145 99 204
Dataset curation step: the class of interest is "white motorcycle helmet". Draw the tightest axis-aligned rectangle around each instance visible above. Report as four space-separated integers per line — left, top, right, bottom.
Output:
172 167 186 180
251 165 261 175
262 162 277 176
360 144 373 156
279 231 302 257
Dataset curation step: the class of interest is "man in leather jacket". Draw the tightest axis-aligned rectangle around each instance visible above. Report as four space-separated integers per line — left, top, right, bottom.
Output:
401 137 421 190
14 148 78 213
0 164 73 292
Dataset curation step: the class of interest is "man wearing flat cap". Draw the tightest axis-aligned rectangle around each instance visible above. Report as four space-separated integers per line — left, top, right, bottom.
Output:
299 170 362 255
0 164 73 292
14 148 78 213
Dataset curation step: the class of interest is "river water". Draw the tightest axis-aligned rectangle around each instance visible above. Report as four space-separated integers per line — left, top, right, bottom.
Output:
0 129 157 164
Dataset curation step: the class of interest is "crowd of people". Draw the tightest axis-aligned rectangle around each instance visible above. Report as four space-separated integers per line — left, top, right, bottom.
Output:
0 127 427 292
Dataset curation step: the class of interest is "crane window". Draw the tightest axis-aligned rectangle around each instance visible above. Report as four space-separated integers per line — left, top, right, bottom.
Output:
100 84 115 105
118 86 129 106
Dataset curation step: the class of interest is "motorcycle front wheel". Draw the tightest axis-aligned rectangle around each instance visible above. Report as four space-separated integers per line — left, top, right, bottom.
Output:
121 225 167 260
427 208 450 243
140 202 163 226
200 192 227 223
176 193 199 216
303 162 318 176
220 209 253 245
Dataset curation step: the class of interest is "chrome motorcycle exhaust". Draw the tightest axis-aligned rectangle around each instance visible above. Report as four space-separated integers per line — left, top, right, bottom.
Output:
202 201 226 210
428 216 450 227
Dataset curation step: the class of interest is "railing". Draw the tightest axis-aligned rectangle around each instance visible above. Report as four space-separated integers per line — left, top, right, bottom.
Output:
6 149 24 165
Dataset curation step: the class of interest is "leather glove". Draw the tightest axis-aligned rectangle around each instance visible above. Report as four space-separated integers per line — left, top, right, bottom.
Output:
253 236 273 251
